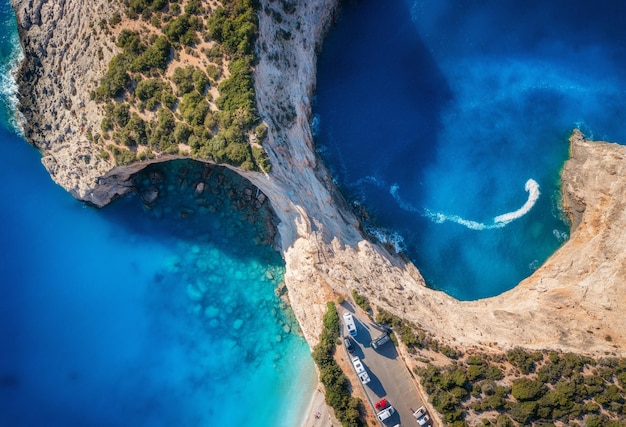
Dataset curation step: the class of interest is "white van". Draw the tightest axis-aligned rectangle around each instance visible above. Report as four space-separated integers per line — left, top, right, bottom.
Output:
376 405 395 421
343 312 357 337
351 356 371 384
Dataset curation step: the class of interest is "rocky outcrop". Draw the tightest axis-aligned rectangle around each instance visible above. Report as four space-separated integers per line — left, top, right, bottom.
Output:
11 0 626 361
11 0 131 205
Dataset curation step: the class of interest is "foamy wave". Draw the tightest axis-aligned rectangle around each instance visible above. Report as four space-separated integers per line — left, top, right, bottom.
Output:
365 225 406 253
310 114 320 137
1 28 25 134
553 229 568 242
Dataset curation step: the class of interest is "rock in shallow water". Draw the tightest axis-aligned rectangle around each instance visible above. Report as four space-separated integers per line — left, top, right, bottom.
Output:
195 182 205 194
140 185 159 205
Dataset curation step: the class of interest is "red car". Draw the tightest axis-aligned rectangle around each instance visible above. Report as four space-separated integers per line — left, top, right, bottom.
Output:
375 398 389 411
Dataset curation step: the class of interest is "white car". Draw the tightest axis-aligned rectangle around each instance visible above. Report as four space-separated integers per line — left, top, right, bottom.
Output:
376 405 395 421
413 406 430 425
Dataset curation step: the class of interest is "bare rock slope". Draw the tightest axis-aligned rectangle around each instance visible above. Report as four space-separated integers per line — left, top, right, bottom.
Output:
11 0 626 357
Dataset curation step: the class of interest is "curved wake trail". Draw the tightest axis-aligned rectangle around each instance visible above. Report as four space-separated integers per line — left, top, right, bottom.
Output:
362 176 540 230
422 179 540 230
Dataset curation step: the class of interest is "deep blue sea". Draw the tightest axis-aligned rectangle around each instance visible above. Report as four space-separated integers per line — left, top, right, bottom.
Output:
314 0 626 300
0 2 315 426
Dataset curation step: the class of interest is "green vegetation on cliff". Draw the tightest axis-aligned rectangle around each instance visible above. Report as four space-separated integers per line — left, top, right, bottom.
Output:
416 350 626 426
93 0 271 171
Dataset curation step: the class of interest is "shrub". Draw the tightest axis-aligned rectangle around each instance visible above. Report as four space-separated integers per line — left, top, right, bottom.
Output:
192 68 209 93
112 103 131 127
206 64 221 81
484 365 503 380
223 142 252 166
172 66 196 95
117 30 145 54
173 122 193 144
511 377 545 401
95 54 132 100
184 0 202 15
205 1 258 57
255 122 268 140
109 12 122 26
130 36 171 72
251 145 271 172
109 145 137 165
506 401 537 424
163 14 200 45
351 290 371 313
135 78 165 101
507 348 542 374
179 92 210 126
216 58 257 125
125 113 147 145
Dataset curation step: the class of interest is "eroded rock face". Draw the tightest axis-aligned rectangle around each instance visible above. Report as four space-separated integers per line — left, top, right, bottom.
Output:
11 0 626 357
11 0 127 205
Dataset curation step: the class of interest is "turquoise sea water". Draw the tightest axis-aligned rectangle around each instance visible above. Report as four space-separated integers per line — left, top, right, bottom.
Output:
0 3 315 426
314 0 626 300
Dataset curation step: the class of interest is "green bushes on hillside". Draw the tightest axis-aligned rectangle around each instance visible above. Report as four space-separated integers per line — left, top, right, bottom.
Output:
416 348 626 426
351 290 371 313
96 0 272 170
206 0 259 57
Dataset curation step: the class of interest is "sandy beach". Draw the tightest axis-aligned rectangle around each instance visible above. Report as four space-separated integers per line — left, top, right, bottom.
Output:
300 387 338 427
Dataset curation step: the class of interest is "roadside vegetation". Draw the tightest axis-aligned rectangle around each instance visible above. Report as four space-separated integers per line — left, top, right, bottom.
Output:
374 307 626 426
92 0 271 171
312 302 365 427
351 290 371 313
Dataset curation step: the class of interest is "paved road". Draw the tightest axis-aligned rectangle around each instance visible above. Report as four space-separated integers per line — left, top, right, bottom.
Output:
339 303 430 427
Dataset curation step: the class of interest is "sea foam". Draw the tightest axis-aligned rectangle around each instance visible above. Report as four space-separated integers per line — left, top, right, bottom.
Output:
0 21 24 134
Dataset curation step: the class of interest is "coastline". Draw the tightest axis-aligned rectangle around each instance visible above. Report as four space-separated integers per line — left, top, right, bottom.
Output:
301 387 335 427
8 0 626 424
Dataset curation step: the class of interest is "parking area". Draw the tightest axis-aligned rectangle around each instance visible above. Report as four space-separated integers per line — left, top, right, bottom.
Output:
340 303 432 426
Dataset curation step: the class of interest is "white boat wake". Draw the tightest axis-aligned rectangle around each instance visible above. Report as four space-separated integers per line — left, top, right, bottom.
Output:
361 176 540 230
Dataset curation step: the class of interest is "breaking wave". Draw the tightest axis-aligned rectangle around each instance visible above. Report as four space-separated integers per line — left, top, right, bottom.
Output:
0 20 24 134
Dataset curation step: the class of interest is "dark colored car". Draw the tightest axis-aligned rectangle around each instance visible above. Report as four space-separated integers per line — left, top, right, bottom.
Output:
344 336 355 353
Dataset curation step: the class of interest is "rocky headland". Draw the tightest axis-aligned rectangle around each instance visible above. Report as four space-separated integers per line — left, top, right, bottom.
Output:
11 0 626 404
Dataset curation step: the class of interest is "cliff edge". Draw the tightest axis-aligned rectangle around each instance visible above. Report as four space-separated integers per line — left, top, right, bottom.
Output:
11 0 626 359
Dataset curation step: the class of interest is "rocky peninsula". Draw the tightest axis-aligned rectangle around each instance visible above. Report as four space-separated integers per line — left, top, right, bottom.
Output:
10 0 626 422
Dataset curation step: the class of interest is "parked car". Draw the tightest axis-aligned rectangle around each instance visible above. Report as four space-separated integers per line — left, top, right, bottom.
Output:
376 405 395 422
375 398 389 411
371 331 391 349
413 406 430 425
344 336 355 353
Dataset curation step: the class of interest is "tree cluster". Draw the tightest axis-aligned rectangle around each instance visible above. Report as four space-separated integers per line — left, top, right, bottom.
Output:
94 0 271 171
416 348 626 426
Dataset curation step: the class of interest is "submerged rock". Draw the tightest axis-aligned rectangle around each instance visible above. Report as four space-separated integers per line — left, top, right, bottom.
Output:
140 186 159 205
195 182 205 194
